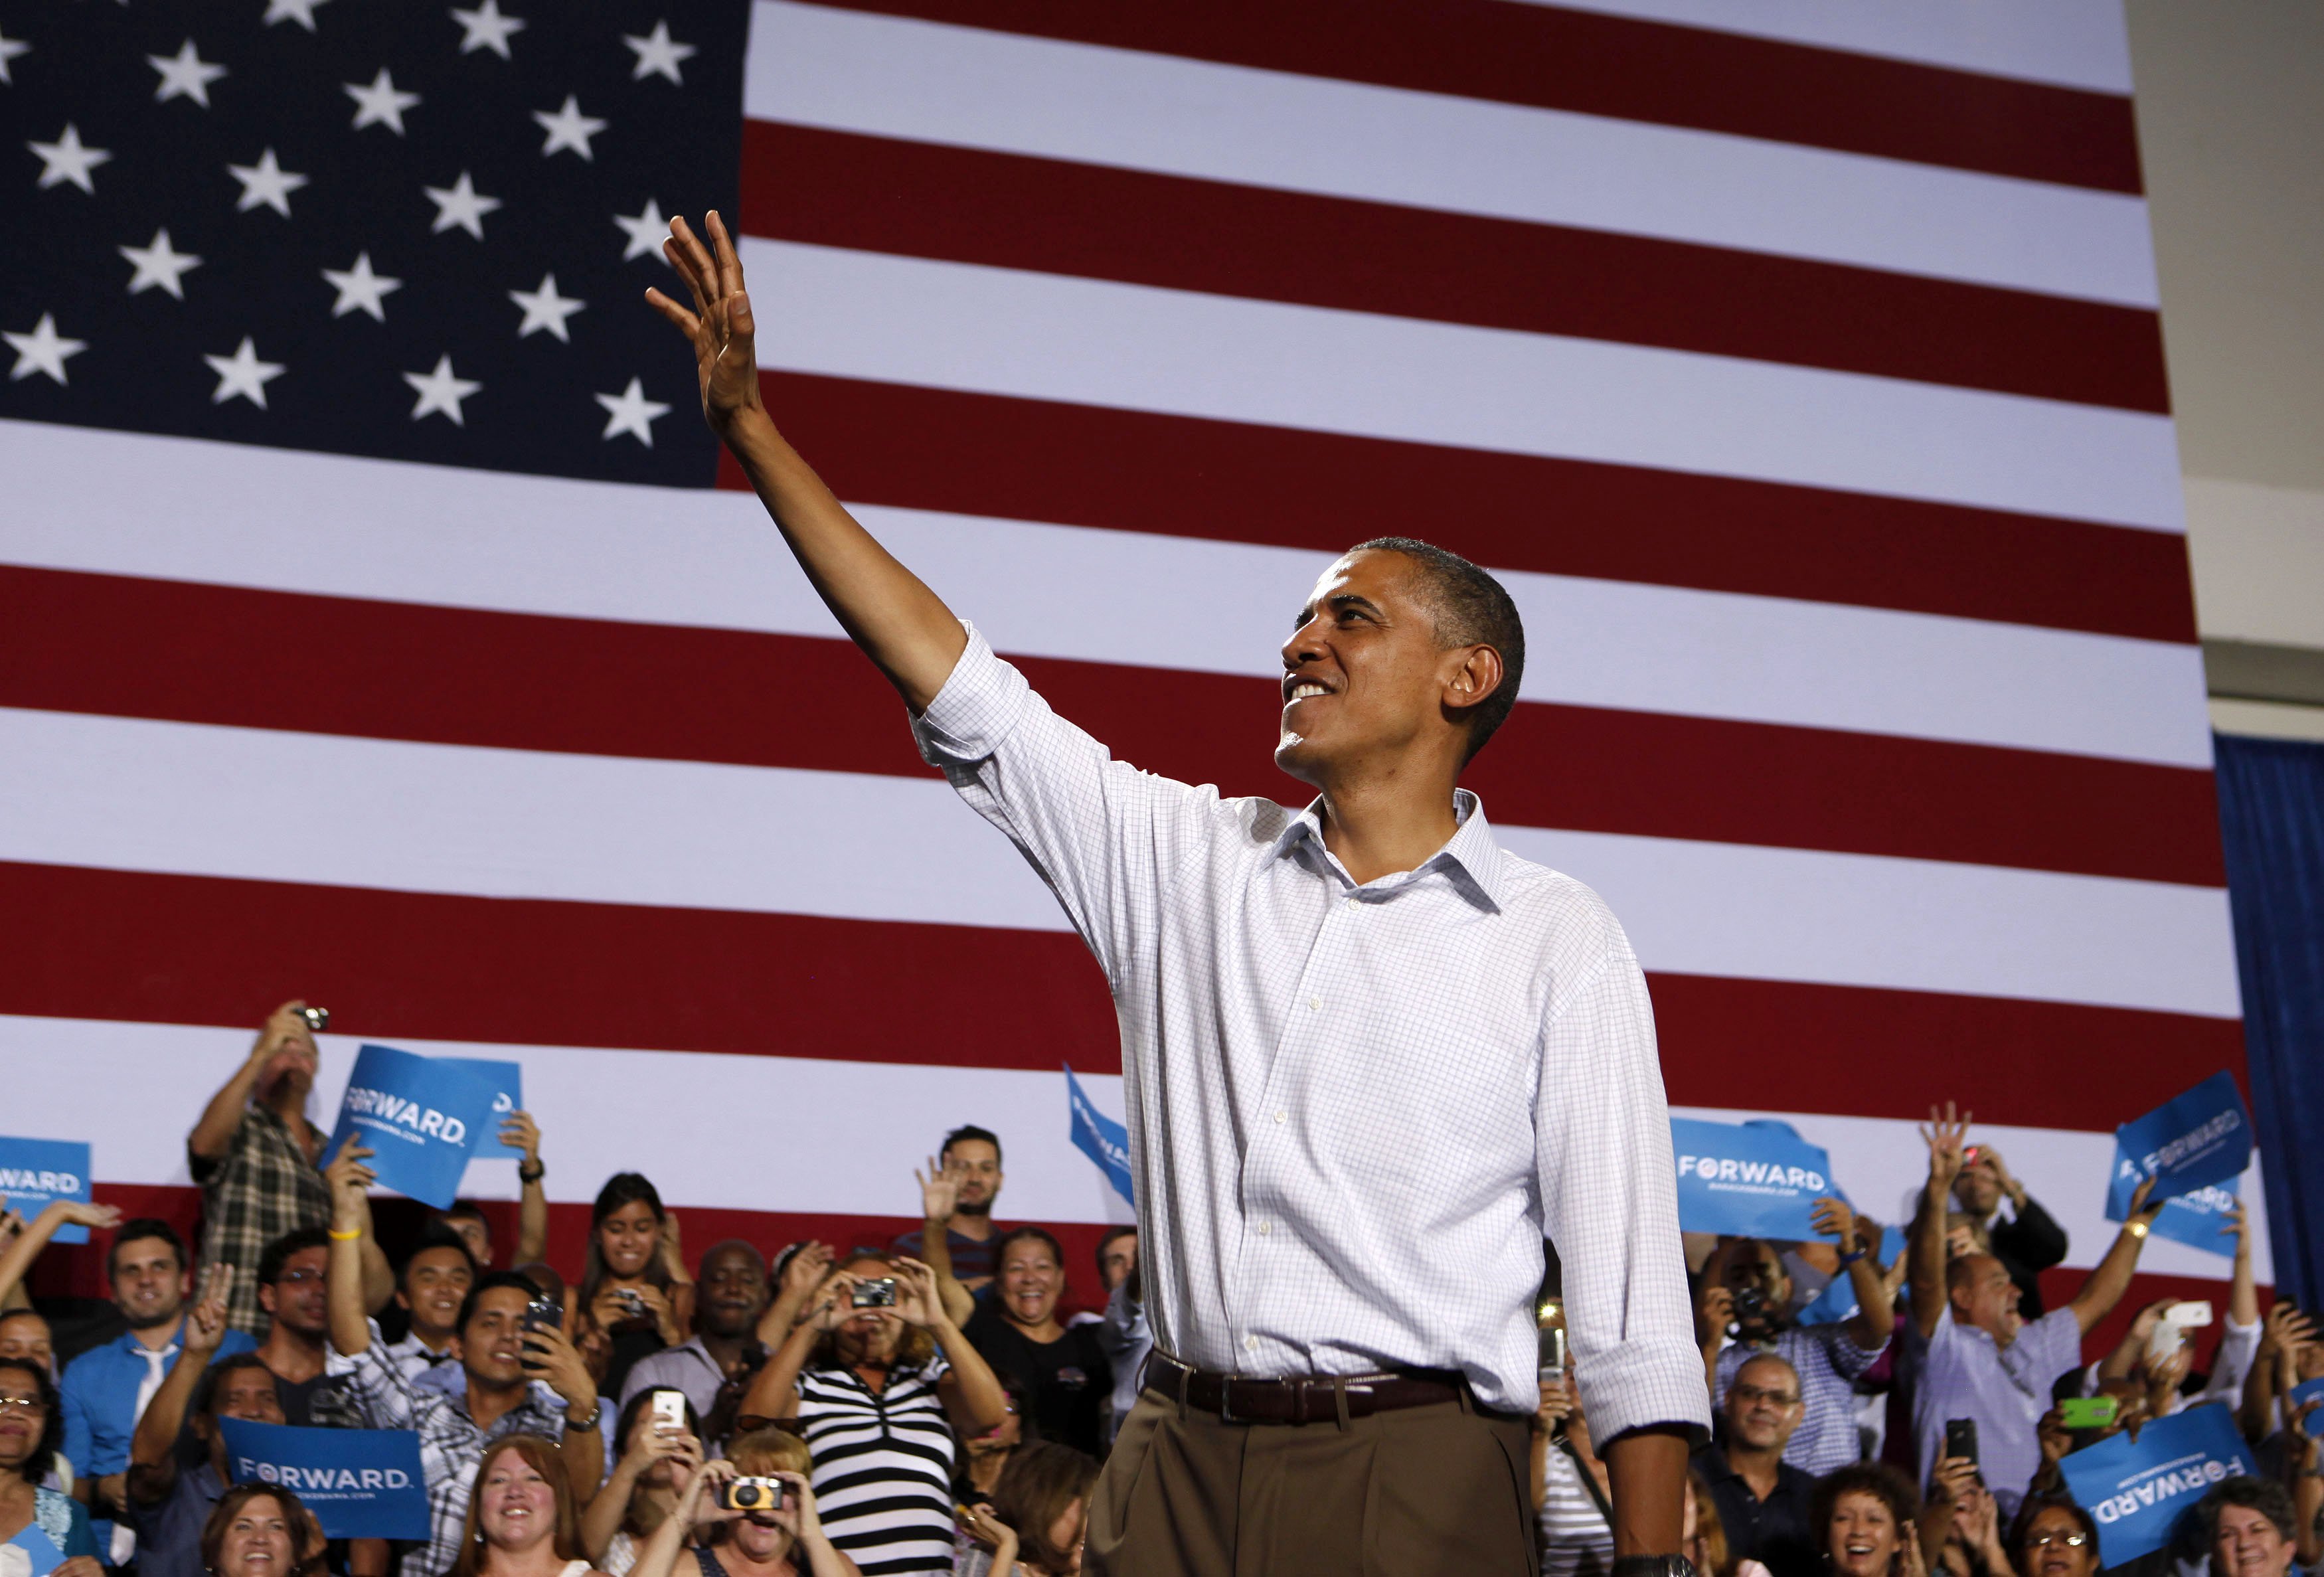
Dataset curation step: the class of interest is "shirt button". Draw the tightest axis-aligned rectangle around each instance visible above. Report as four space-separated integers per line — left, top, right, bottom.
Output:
1244 1335 1259 1353
1274 1110 1286 1123
1258 1222 1272 1236
1307 997 1320 1011
1345 896 1359 910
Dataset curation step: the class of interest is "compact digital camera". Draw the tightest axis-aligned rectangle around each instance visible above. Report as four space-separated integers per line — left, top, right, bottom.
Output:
720 1478 788 1513
851 1278 898 1309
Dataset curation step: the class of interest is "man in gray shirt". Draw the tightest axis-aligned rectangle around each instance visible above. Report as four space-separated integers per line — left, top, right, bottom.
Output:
1908 1105 2161 1513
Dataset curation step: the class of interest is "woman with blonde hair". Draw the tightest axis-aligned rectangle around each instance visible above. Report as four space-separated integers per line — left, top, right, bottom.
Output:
450 1436 610 1577
196 1485 327 1577
645 1430 853 1577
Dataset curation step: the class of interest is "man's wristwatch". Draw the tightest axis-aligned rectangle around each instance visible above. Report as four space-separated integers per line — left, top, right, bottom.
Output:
1614 1557 1699 1577
564 1406 601 1432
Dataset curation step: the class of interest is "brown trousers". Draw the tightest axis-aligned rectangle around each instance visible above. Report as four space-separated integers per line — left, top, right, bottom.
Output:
1086 1387 1538 1577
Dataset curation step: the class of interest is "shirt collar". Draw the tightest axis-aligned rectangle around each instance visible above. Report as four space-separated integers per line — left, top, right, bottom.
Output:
1268 788 1509 912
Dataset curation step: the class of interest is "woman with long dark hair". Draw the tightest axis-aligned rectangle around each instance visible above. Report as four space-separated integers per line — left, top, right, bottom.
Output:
578 1175 693 1400
0 1357 98 1577
449 1436 610 1577
581 1388 705 1575
196 1485 327 1577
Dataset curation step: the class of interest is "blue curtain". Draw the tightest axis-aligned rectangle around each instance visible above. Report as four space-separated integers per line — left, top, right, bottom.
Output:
2214 732 2324 1308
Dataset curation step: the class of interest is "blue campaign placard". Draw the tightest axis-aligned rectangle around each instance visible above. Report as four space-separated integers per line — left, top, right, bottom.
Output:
2289 1377 2324 1439
2105 1072 2252 1211
324 1045 499 1209
2130 1173 2242 1256
2062 1403 2252 1566
442 1059 523 1161
1671 1118 1838 1240
219 1419 430 1539
0 1138 96 1244
1065 1065 1134 1208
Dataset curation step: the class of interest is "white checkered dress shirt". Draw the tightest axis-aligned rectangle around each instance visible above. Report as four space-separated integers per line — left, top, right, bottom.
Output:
913 626 1708 1437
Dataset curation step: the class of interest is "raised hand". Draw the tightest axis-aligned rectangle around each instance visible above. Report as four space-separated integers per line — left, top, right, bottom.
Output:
183 1266 232 1356
647 212 765 438
500 1110 541 1168
1920 1102 1971 1195
2127 1175 2162 1227
1811 1196 1861 1252
325 1141 376 1233
917 1157 960 1225
889 1258 947 1331
51 1200 124 1233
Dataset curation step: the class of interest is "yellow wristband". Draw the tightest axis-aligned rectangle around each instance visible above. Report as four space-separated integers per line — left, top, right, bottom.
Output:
329 1227 362 1241
2124 1220 2148 1240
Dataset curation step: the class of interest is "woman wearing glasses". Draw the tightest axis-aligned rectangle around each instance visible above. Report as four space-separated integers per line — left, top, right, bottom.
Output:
0 1357 100 1577
2008 1495 2098 1577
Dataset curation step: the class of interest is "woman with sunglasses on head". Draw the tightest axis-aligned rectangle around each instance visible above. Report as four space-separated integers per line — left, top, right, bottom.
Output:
633 1432 852 1577
0 1357 99 1577
196 1484 327 1577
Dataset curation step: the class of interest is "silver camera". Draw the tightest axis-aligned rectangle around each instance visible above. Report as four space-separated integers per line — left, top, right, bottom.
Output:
851 1277 898 1308
297 1006 330 1033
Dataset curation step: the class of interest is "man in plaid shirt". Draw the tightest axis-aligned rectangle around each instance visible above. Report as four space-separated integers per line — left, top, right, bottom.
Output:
188 1001 388 1335
325 1144 604 1577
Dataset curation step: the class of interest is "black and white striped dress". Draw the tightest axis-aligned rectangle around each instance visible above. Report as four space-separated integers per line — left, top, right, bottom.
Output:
795 1358 957 1576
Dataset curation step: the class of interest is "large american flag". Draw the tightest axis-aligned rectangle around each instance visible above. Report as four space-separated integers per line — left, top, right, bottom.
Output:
1 0 2257 1323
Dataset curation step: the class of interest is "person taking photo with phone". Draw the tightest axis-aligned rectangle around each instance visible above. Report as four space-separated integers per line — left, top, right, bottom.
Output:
325 1143 604 1577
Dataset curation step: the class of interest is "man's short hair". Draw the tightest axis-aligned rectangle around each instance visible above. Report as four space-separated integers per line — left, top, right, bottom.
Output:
108 1218 187 1280
1347 537 1527 762
457 1270 543 1337
1095 1225 1137 1279
1729 1352 1801 1397
191 1352 279 1422
440 1202 487 1225
257 1225 332 1287
942 1124 1003 1166
400 1224 481 1287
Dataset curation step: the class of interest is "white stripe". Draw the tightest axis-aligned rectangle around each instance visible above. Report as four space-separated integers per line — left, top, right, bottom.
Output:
0 708 2240 1017
0 421 2212 768
745 0 2157 306
744 239 2183 533
0 1013 2255 1284
1514 0 2135 95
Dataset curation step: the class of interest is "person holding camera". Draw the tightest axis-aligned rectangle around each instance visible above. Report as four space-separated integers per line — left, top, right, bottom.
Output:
187 1001 394 1335
580 1176 695 1402
1697 1197 1894 1476
737 1255 1005 1574
625 1442 852 1577
1906 1107 2160 1514
325 1147 605 1577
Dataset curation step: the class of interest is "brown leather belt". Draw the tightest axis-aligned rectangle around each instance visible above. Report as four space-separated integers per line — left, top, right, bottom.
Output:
1143 1351 1470 1425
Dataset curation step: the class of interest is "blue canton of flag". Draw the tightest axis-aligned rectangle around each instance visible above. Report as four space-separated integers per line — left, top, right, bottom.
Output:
0 0 743 485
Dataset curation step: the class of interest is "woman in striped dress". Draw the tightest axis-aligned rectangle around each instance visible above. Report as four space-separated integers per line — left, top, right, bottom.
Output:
738 1256 1007 1576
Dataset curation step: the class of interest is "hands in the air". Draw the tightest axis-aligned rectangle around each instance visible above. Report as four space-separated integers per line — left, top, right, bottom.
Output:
647 212 765 437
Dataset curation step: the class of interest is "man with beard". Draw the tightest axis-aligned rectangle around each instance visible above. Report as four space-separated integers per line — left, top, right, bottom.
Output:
60 1224 255 1558
892 1126 1007 1293
188 1001 392 1333
618 1240 823 1429
325 1149 603 1577
249 1228 360 1428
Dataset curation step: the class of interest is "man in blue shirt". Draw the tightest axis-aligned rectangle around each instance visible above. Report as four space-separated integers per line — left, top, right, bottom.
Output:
58 1221 254 1557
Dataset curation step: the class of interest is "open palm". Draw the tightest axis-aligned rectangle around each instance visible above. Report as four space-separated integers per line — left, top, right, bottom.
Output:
646 210 764 436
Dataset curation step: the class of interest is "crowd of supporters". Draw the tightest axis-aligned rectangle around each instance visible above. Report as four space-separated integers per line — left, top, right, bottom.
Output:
0 1005 2310 1577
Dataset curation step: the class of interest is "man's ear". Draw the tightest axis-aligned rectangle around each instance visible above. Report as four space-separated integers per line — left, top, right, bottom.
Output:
258 1282 278 1315
446 1332 464 1363
1441 644 1505 714
395 1289 412 1313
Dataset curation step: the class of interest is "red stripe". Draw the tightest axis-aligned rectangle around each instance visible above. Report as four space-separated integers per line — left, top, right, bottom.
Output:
0 861 2240 1131
1 566 2226 886
803 0 2143 194
732 373 2200 646
740 123 2169 414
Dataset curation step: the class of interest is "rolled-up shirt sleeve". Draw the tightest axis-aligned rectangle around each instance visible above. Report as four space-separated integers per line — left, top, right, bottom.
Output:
1535 917 1712 1446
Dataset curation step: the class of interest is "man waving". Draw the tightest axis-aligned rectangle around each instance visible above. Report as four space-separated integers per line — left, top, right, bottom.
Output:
647 212 1706 1576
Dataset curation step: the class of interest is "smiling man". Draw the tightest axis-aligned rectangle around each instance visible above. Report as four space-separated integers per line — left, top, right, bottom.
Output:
648 210 1707 1575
